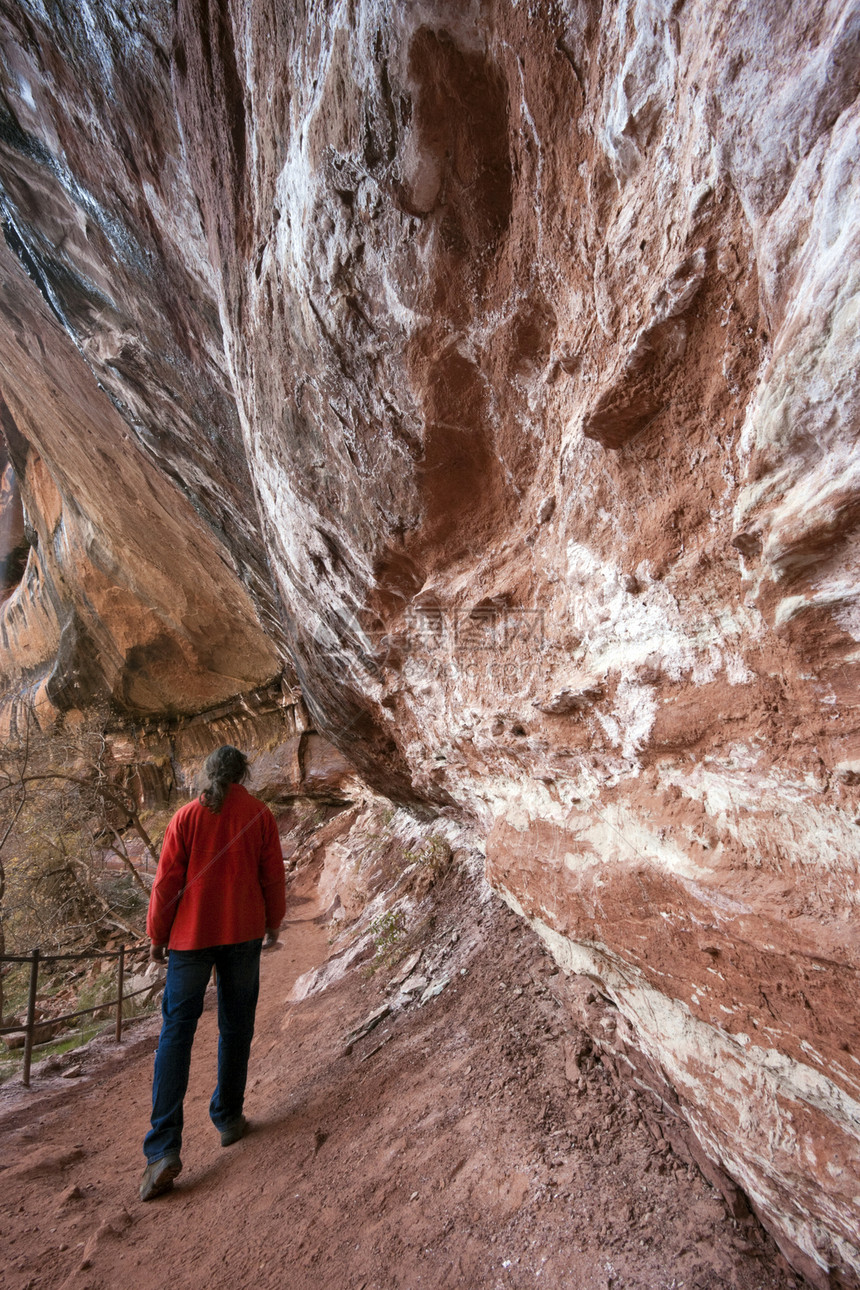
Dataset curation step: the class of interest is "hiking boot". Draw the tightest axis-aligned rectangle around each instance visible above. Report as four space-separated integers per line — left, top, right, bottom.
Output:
219 1115 249 1147
140 1153 182 1202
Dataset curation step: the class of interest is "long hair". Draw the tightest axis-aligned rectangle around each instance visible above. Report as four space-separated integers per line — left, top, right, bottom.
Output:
200 745 249 813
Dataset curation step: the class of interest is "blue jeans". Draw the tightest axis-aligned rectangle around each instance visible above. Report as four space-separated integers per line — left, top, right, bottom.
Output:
143 939 262 1163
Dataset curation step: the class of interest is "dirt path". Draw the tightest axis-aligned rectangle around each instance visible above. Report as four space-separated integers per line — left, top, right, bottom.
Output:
1 867 799 1290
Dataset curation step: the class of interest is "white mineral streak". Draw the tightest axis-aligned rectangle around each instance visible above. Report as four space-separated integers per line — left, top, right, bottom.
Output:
564 541 762 695
599 0 678 185
668 761 860 888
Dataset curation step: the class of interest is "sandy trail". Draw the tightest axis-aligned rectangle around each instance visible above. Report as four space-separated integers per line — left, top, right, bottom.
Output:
0 866 797 1290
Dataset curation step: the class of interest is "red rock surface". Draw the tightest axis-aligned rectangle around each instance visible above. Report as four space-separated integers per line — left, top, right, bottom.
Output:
0 2 859 1281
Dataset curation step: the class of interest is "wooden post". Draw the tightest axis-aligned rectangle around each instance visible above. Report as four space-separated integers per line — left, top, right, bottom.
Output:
115 945 125 1043
22 948 40 1088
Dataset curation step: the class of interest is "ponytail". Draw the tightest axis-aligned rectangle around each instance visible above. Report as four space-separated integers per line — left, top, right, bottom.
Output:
200 745 249 813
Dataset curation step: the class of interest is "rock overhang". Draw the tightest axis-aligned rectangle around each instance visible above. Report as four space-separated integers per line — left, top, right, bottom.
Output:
1 0 859 1280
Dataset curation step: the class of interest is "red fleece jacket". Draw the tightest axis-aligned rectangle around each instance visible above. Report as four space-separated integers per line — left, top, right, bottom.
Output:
147 783 286 951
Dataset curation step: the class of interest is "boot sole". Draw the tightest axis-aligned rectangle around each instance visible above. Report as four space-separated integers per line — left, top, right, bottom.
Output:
140 1157 182 1201
220 1117 249 1147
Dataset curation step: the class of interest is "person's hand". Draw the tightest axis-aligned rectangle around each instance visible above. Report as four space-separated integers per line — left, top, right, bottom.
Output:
262 929 281 951
149 943 167 963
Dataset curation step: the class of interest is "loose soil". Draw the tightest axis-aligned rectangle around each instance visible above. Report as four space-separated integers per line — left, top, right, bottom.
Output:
0 864 800 1290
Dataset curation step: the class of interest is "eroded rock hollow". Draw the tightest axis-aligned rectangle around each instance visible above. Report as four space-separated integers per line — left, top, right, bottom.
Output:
1 1 859 1281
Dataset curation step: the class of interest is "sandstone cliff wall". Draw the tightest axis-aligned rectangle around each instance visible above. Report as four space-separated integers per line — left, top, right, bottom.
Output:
1 1 858 1280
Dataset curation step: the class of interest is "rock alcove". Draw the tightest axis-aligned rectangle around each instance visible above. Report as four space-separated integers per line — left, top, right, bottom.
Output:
1 2 859 1283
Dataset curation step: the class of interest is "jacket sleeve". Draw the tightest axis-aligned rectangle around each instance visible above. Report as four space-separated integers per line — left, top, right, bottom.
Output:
259 808 286 931
147 811 191 946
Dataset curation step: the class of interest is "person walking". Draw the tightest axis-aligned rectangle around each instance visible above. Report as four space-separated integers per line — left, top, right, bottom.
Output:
140 745 286 1202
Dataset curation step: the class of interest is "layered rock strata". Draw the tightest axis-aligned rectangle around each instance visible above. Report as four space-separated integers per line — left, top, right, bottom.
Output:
1 1 859 1280
108 680 357 810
